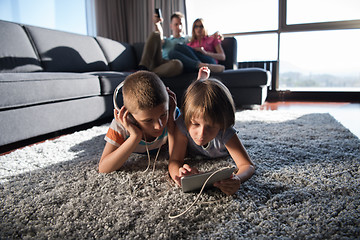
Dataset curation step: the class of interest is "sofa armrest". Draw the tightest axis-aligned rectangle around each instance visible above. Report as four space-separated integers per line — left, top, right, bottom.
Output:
219 37 238 70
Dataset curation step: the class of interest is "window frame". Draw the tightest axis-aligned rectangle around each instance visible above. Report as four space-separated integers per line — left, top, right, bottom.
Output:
222 0 360 100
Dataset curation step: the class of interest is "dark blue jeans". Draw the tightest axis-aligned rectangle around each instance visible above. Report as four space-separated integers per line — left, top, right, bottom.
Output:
168 44 217 73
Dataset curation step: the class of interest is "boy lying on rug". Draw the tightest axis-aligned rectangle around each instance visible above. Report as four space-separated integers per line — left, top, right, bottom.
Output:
168 67 255 195
98 71 178 173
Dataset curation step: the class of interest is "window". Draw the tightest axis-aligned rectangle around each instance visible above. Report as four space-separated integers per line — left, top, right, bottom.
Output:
185 0 278 63
185 0 278 35
185 0 360 93
0 0 88 35
236 34 278 62
279 29 360 91
281 0 360 91
287 0 360 25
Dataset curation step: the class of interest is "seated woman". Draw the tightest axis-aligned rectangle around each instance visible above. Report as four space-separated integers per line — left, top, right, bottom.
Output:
168 18 226 73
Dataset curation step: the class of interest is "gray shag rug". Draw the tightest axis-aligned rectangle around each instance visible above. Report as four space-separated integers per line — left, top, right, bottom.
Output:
1 110 359 239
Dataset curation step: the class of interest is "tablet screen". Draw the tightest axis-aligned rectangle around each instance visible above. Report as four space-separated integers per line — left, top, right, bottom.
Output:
181 166 236 193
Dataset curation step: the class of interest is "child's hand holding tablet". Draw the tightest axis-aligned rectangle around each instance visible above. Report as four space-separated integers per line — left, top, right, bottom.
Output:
181 166 236 193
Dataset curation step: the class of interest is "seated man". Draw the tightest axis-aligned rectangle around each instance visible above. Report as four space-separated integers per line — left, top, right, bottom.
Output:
138 12 187 78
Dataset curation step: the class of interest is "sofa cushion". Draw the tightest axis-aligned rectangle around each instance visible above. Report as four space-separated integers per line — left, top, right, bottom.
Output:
0 96 113 146
230 87 268 106
161 69 270 106
0 73 101 110
25 25 109 72
96 37 137 71
162 68 270 89
0 20 43 73
212 68 271 87
88 71 133 95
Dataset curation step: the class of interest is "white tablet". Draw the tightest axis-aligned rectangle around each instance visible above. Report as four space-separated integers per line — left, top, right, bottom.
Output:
181 166 236 193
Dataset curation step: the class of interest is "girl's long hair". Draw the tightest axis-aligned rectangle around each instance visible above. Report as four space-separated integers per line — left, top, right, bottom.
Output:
190 18 208 43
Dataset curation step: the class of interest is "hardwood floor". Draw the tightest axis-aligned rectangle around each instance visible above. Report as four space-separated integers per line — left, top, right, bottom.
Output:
260 102 360 139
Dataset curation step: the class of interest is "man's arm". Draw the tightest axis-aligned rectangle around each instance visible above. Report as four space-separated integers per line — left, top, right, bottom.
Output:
153 14 165 43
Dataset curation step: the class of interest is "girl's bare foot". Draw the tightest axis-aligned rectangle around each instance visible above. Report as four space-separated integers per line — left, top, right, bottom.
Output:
202 63 224 73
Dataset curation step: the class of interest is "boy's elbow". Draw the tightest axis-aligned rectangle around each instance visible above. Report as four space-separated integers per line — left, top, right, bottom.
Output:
246 164 255 180
98 165 108 174
249 164 255 174
98 162 113 174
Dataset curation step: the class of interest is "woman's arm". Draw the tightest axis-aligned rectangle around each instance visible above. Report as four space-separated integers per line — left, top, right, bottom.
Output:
204 43 226 61
193 40 226 61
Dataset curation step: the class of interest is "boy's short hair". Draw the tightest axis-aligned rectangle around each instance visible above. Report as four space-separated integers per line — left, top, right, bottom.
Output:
122 71 168 113
182 78 235 130
171 12 184 21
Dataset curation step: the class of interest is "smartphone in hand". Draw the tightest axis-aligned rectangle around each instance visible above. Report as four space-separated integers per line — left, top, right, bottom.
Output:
155 8 162 19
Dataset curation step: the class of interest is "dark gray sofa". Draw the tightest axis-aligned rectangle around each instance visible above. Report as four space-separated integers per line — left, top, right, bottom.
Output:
0 19 271 148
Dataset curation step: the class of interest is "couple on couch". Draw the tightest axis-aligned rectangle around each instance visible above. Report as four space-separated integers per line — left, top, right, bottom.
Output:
139 11 226 78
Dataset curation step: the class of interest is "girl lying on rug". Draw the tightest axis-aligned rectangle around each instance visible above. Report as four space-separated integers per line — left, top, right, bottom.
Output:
168 67 255 195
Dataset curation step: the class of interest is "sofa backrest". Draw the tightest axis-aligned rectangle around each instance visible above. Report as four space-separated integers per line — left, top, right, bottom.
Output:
96 36 137 71
0 20 238 73
0 20 43 73
132 42 146 66
25 25 109 73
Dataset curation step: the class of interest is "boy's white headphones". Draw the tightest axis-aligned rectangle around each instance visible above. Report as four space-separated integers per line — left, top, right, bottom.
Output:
113 82 124 111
